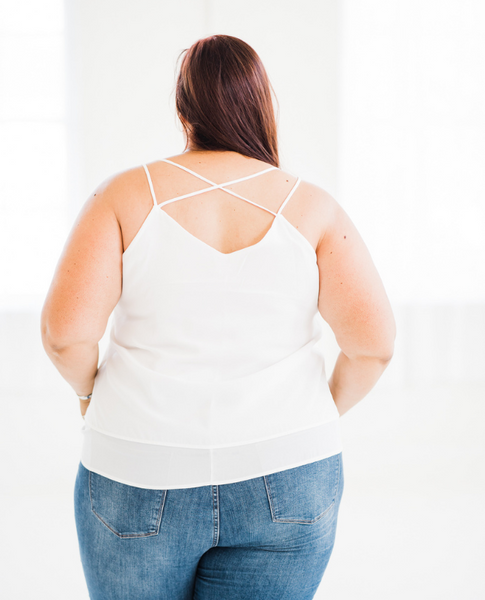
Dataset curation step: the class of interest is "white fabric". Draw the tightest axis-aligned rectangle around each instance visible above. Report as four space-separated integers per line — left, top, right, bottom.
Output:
81 159 343 489
81 419 342 490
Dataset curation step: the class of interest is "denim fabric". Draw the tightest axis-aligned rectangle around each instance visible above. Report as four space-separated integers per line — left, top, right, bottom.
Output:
74 452 344 600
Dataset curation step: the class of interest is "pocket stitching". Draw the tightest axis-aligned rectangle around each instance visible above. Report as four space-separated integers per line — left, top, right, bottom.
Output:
88 470 167 539
263 454 341 524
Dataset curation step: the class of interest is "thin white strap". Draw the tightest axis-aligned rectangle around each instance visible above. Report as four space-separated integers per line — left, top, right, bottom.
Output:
157 158 280 216
158 186 278 217
276 177 301 215
161 158 278 187
142 164 158 206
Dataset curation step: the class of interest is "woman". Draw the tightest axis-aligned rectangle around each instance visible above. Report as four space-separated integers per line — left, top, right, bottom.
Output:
41 35 395 600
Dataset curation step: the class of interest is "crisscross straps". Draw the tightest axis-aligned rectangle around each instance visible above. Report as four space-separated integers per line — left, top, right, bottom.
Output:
142 159 301 217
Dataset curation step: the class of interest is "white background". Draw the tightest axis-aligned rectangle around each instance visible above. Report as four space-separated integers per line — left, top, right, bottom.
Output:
1 1 484 598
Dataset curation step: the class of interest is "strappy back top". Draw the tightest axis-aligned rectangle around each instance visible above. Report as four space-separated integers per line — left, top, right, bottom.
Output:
80 158 343 490
124 159 305 258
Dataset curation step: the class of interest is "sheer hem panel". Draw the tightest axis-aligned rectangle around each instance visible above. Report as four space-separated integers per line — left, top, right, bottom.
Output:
80 418 343 490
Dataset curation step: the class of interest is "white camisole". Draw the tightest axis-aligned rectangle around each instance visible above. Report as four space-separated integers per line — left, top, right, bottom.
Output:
80 158 343 490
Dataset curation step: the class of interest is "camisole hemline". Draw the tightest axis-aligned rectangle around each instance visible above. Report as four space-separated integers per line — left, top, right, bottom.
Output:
80 417 343 490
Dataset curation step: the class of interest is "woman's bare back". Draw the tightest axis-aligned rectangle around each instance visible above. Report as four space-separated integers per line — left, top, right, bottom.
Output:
116 150 331 257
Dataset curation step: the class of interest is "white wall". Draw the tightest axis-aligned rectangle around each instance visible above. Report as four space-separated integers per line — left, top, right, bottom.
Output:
339 0 485 305
0 0 67 311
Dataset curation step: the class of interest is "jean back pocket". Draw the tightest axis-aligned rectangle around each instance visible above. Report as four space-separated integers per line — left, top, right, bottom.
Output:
263 453 343 524
89 470 167 538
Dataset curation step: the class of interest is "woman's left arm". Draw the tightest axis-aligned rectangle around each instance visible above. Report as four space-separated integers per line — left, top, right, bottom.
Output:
40 171 127 415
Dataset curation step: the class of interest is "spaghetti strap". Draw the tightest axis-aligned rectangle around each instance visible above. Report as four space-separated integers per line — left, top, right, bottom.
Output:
156 158 281 217
161 158 278 187
276 177 301 215
142 164 158 207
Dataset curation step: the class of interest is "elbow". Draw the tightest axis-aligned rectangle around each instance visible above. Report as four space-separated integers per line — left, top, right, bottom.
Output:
375 313 397 363
40 307 55 349
40 313 92 355
40 296 107 351
383 316 397 362
344 335 396 365
40 313 53 349
40 312 69 352
377 348 394 364
376 329 396 364
345 320 397 364
41 333 99 354
352 348 394 364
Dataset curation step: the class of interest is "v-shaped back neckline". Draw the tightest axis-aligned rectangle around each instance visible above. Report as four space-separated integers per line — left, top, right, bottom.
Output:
157 206 285 257
136 160 307 259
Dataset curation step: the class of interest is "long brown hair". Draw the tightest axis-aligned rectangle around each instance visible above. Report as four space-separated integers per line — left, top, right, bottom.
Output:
175 35 280 168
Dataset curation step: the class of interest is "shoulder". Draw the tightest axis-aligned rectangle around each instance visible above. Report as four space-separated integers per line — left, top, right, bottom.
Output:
66 166 152 263
286 177 339 249
83 165 152 227
276 165 336 209
296 178 336 209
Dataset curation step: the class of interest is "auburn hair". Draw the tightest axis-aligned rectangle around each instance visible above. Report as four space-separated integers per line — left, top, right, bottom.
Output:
175 35 280 168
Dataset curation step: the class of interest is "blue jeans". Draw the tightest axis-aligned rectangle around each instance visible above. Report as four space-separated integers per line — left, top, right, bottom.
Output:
74 452 344 599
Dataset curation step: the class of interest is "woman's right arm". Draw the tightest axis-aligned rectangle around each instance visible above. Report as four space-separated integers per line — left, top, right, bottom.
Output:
315 191 396 417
